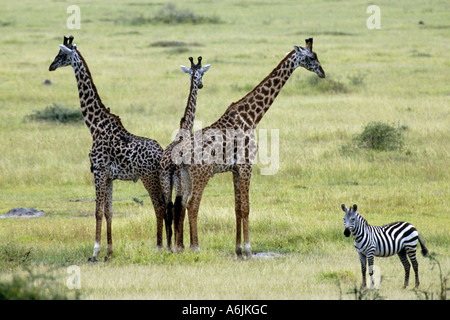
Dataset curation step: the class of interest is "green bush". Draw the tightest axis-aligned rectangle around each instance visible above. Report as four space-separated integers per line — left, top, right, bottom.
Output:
128 4 222 25
353 121 404 151
0 269 80 300
307 75 348 94
26 103 82 124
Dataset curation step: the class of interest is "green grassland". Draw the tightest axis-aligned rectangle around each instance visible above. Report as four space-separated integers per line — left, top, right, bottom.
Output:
0 0 449 300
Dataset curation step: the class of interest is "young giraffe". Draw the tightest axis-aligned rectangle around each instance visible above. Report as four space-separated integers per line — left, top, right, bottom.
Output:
49 36 166 261
160 56 210 252
173 38 325 258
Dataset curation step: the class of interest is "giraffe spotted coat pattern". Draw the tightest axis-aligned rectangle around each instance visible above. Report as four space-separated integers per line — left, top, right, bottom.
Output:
49 36 166 261
159 56 210 251
173 38 325 257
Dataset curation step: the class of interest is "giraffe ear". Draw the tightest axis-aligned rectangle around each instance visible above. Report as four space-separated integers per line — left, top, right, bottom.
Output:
294 45 307 55
59 44 73 54
200 64 211 73
180 65 191 74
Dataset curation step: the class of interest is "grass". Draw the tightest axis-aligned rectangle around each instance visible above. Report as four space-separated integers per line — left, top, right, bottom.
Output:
26 103 83 123
0 0 449 301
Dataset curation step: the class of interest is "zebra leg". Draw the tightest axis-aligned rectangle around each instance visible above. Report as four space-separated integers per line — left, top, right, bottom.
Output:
398 249 411 288
358 253 367 288
407 249 420 288
368 255 375 289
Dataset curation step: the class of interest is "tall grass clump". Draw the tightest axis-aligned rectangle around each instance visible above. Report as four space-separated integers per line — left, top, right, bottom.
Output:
416 253 449 300
290 74 349 95
0 268 80 300
26 103 82 124
353 122 405 151
128 4 222 25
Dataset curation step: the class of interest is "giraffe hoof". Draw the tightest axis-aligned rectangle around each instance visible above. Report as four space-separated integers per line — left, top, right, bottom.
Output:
190 246 200 253
175 246 185 253
244 244 252 257
88 257 98 263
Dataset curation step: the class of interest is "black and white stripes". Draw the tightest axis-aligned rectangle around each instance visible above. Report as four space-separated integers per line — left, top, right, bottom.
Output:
341 203 428 288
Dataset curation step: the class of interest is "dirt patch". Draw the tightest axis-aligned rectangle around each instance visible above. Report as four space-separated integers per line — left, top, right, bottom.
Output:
252 252 284 259
1 207 45 219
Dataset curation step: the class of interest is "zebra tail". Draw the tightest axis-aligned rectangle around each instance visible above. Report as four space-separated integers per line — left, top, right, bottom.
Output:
418 235 429 257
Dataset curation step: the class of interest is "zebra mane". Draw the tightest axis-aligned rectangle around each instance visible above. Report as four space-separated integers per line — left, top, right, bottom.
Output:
356 212 369 226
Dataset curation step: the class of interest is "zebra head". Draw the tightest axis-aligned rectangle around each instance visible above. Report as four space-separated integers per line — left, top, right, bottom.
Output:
341 203 358 237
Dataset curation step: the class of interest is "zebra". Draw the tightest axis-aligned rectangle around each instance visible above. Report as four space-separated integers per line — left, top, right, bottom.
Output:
341 203 428 289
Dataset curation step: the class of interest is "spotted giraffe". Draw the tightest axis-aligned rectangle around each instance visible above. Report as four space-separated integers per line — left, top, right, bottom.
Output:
49 36 166 261
160 56 210 252
173 38 325 258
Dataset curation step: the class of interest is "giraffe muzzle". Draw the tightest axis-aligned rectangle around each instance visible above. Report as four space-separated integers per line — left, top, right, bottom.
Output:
49 63 57 71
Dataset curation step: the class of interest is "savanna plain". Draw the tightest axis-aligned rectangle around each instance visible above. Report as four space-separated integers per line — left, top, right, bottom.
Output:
0 0 449 300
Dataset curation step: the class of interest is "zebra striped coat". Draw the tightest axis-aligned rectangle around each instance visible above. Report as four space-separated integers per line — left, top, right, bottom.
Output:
341 203 428 288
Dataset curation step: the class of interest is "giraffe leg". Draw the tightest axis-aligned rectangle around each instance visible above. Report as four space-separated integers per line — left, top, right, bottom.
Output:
232 172 242 257
398 249 411 288
239 165 252 258
186 166 211 252
89 171 108 262
142 174 166 251
160 166 174 251
104 178 114 261
173 169 183 252
175 166 191 252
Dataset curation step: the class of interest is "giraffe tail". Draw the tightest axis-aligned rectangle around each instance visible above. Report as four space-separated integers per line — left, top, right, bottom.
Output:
174 196 182 231
165 201 173 238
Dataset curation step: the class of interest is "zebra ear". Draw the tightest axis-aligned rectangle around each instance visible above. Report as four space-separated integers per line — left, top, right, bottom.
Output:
341 204 348 212
352 204 357 212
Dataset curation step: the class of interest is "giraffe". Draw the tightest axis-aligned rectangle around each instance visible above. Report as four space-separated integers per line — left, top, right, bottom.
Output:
49 36 166 261
160 56 210 252
172 38 325 258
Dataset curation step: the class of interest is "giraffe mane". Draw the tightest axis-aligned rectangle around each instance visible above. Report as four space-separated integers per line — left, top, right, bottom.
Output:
223 49 296 114
76 49 125 129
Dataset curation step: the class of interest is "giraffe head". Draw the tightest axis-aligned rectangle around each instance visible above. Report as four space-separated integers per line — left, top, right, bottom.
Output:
292 38 325 78
180 56 210 89
341 203 358 237
49 36 77 71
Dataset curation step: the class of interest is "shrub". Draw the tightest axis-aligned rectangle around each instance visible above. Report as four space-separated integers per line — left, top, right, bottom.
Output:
26 103 82 124
307 75 348 94
353 121 404 151
347 71 367 86
0 268 80 300
129 4 222 25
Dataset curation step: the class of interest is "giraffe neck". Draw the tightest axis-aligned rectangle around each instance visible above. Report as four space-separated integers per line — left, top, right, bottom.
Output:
71 50 122 137
179 74 199 132
221 50 297 129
